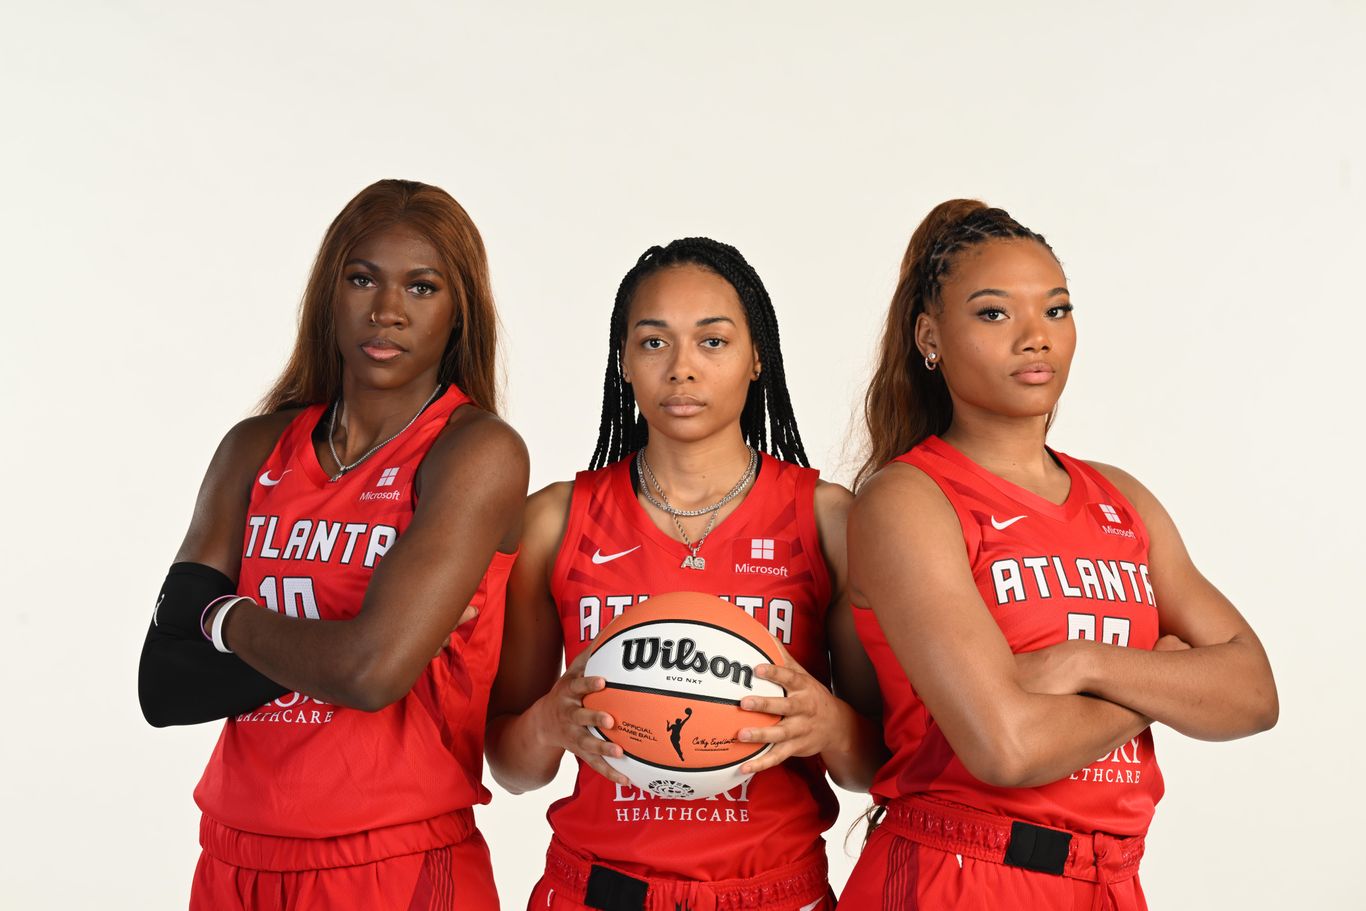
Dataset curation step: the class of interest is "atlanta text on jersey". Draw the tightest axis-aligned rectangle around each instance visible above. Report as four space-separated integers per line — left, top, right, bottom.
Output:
576 594 797 644
990 556 1155 607
244 515 398 568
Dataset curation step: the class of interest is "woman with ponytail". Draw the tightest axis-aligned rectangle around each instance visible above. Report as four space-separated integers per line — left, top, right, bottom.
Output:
839 201 1277 909
486 238 885 910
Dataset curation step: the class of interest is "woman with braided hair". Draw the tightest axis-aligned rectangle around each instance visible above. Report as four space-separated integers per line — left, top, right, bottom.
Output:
839 200 1277 908
486 238 885 910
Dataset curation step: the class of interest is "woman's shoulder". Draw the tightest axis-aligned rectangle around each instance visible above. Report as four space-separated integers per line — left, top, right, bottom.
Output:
813 478 853 521
431 404 529 467
1078 458 1168 527
527 479 575 523
217 409 307 467
850 459 958 537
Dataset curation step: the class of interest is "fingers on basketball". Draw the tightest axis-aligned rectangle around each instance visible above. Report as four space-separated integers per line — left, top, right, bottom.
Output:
740 695 793 717
740 743 792 775
568 674 605 698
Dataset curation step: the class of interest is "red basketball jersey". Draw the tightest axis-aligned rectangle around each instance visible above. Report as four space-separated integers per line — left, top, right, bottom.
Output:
194 386 515 853
854 436 1164 836
547 454 838 881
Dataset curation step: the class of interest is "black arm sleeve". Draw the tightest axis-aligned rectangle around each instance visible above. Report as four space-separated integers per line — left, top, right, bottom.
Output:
137 562 289 727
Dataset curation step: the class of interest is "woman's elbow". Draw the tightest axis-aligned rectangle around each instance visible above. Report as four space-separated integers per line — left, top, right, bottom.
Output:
952 733 1035 789
1250 685 1279 734
334 652 420 713
139 697 177 729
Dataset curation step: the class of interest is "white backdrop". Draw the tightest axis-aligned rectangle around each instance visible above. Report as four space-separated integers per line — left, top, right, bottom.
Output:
2 2 1362 908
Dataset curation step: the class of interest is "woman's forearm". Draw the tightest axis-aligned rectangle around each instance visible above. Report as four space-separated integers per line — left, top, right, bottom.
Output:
818 701 889 792
974 691 1151 789
485 701 566 794
1078 637 1278 740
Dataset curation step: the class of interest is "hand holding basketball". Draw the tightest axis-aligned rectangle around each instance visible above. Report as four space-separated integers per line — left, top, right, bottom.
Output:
532 647 630 786
735 646 850 775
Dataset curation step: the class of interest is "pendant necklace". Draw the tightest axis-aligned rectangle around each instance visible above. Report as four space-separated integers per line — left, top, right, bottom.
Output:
327 385 442 482
637 446 758 571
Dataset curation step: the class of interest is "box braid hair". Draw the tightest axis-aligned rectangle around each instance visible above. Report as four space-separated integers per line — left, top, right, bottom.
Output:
857 201 1058 488
589 237 809 470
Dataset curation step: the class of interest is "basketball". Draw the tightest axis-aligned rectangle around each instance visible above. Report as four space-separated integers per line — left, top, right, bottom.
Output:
581 591 786 800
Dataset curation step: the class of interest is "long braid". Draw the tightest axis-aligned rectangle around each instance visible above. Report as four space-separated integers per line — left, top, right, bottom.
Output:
590 238 809 469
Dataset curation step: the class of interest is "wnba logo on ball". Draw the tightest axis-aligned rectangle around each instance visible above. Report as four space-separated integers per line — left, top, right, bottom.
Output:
619 636 756 688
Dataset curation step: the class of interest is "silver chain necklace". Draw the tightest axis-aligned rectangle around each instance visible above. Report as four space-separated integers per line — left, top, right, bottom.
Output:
637 446 758 570
327 385 442 482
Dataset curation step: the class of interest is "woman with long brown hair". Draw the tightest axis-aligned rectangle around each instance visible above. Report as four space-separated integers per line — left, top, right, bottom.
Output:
138 179 526 910
838 200 1277 908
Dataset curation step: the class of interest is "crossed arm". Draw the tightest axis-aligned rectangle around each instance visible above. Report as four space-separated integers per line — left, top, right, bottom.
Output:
848 462 1277 790
139 406 527 724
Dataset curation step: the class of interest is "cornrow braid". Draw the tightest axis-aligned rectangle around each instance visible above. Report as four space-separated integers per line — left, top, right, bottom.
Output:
916 206 1054 318
589 237 809 470
857 201 1058 488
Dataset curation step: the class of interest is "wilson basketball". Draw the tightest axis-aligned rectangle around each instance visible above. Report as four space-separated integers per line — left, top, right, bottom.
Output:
581 591 785 800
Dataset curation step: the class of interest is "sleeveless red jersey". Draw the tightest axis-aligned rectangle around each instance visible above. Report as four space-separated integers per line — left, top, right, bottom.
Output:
194 386 515 855
854 436 1164 836
547 454 838 881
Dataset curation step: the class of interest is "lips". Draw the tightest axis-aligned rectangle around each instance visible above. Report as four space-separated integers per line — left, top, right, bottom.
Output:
1012 362 1055 385
360 336 405 363
661 395 705 417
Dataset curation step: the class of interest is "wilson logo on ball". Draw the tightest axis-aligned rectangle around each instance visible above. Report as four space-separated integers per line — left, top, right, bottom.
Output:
618 637 756 688
582 592 786 800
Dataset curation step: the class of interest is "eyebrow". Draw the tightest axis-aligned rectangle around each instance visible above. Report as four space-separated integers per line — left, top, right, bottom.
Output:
344 258 444 279
632 316 738 330
965 287 1069 302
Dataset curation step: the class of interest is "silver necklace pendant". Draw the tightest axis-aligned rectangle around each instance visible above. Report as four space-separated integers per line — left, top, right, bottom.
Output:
637 446 756 572
328 384 442 482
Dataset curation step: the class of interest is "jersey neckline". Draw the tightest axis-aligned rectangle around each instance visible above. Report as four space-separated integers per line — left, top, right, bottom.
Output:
612 450 778 562
922 435 1085 521
294 386 466 489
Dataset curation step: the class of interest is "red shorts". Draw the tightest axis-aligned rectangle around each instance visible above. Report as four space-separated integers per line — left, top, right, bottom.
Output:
838 797 1147 911
527 837 833 911
190 809 498 911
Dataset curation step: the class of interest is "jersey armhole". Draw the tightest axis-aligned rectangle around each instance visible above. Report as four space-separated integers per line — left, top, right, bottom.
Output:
897 451 983 568
547 470 595 600
796 468 834 617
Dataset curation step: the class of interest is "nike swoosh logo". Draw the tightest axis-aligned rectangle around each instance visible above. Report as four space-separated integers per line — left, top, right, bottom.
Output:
799 901 822 911
991 514 1028 530
153 592 165 627
591 545 641 564
258 469 290 486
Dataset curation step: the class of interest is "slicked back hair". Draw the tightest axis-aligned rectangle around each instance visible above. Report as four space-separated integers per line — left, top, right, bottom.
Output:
856 200 1057 488
590 237 809 470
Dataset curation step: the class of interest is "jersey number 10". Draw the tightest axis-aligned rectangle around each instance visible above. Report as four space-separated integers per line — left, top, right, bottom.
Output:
257 575 321 620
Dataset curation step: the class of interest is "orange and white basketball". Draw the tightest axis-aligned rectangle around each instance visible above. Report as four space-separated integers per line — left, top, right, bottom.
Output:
581 591 785 800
